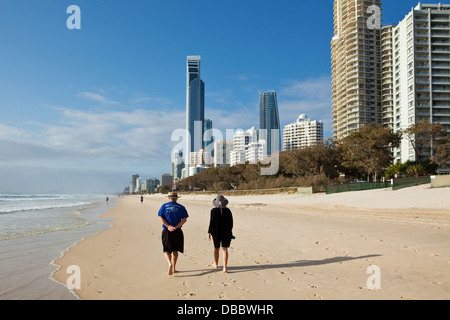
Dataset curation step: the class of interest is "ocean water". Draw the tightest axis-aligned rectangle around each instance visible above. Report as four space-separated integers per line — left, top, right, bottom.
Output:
0 193 115 300
0 194 104 240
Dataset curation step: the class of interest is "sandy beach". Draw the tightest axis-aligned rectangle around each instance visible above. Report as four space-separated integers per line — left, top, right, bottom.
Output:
53 184 450 300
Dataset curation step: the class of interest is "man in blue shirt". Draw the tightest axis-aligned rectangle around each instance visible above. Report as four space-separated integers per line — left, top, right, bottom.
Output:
158 191 189 275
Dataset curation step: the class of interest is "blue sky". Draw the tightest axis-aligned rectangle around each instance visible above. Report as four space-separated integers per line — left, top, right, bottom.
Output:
0 0 432 193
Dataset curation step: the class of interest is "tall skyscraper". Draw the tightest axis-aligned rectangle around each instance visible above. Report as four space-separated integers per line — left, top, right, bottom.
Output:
186 56 205 156
129 174 139 194
331 1 450 166
259 90 281 156
331 0 383 140
391 3 450 163
381 25 394 129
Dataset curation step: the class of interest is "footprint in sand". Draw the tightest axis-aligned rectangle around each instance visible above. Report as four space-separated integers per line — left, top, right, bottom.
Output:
431 253 443 258
308 293 323 300
178 281 190 289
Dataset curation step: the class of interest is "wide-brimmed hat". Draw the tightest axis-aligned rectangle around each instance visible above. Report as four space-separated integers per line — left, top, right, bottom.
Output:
213 195 228 208
168 192 179 199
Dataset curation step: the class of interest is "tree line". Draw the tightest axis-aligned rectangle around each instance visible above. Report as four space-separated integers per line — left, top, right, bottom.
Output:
176 122 450 192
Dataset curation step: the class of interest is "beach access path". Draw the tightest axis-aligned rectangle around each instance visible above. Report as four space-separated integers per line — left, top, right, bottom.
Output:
53 184 450 300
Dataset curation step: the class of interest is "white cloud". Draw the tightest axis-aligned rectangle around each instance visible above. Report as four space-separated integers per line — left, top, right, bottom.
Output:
0 107 186 165
228 73 262 82
78 92 120 105
0 105 188 192
0 124 33 139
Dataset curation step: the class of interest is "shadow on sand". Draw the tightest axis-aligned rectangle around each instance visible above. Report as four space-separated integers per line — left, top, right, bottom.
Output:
175 254 381 277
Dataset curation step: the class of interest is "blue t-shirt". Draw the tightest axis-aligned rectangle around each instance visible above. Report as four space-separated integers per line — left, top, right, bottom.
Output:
158 201 189 230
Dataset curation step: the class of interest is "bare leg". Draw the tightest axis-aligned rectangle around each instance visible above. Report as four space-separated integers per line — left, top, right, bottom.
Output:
212 248 219 269
164 252 174 275
172 251 179 273
222 248 229 273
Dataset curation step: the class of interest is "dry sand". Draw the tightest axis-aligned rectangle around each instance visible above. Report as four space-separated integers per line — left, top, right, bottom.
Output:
53 184 450 300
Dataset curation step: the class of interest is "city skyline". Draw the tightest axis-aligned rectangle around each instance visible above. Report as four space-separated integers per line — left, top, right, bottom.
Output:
0 0 433 193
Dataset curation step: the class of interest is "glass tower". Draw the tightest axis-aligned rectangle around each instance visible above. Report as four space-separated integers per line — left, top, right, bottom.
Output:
259 90 281 156
186 56 205 154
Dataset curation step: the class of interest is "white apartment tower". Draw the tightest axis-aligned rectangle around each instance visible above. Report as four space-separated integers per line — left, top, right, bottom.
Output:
283 114 324 151
381 25 395 128
230 127 266 166
331 0 383 140
392 3 450 163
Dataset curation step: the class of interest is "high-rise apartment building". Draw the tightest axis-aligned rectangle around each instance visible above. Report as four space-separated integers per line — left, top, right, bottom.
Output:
381 25 394 128
161 174 174 188
171 149 185 182
283 114 324 151
129 174 139 194
213 140 233 167
331 1 450 166
259 90 281 155
186 56 205 155
145 178 160 193
331 0 383 140
392 3 450 163
203 118 213 151
230 127 265 166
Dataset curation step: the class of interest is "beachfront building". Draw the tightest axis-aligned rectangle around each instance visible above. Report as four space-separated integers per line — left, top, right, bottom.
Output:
186 56 205 166
260 90 281 155
283 114 324 151
381 25 395 128
135 177 141 193
203 119 214 151
161 174 173 188
246 140 266 164
182 148 213 177
129 174 139 194
213 140 233 167
230 127 266 166
331 0 383 140
171 149 185 182
391 3 450 163
145 178 160 193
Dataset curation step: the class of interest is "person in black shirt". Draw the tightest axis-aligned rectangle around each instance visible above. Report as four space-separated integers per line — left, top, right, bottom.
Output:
208 195 233 273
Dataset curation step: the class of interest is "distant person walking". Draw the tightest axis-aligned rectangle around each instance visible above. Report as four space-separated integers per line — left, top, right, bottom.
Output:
140 195 144 204
208 195 233 273
158 192 189 275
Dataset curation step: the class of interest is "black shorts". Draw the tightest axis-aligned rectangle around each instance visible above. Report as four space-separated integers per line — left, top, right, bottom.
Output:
212 235 232 249
161 228 184 253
